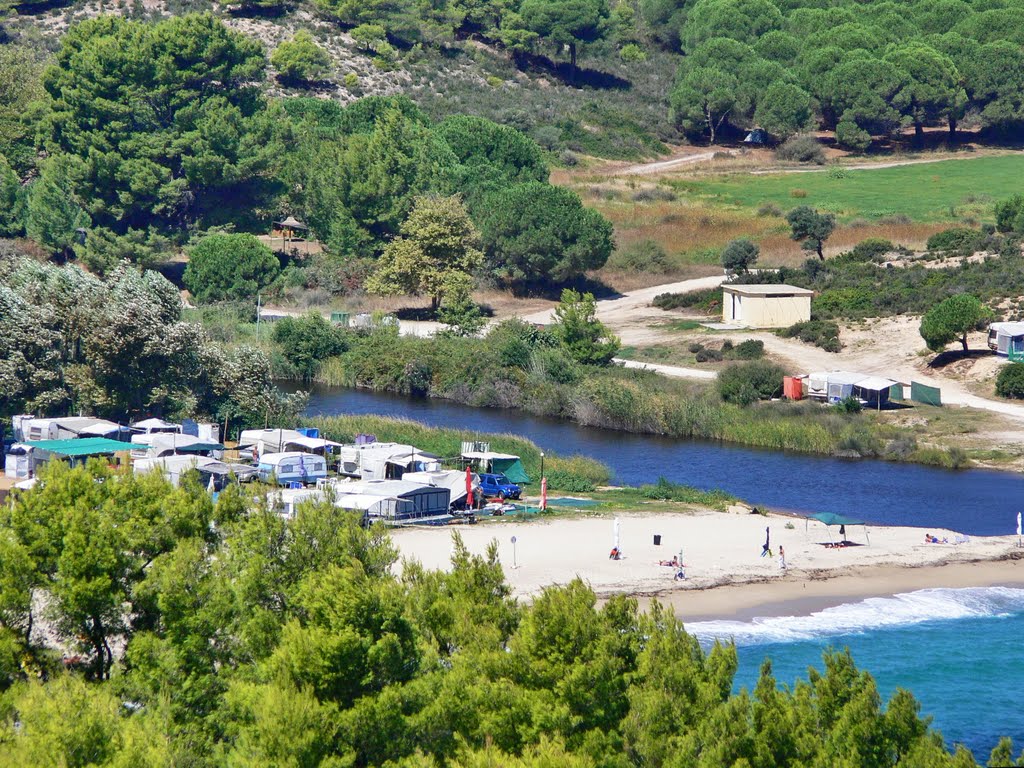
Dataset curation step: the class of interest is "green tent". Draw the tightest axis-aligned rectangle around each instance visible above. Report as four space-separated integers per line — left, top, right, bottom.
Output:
492 457 530 484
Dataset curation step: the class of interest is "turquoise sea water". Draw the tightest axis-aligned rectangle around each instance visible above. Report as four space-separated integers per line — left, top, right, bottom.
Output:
688 588 1024 759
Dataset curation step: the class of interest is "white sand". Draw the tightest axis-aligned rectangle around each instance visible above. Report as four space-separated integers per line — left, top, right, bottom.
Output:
391 510 1019 603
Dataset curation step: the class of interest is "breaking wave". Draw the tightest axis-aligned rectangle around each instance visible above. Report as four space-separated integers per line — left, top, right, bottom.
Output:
688 586 1024 647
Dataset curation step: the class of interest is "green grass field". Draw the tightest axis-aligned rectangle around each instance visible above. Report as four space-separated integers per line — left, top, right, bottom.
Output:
672 154 1024 222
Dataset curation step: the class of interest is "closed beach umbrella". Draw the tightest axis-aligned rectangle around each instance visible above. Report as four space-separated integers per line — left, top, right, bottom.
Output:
1017 512 1021 537
465 466 473 507
614 517 620 549
540 477 548 511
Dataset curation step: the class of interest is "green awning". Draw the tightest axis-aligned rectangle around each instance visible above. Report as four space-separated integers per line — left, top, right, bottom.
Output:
24 437 129 457
492 457 530 484
808 512 864 526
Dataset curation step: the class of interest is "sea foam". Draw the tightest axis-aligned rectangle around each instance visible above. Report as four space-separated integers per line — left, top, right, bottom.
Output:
687 586 1024 647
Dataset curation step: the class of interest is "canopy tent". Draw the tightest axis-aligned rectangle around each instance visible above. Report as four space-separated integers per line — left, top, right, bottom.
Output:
805 511 870 545
23 437 129 457
852 376 899 410
461 450 531 483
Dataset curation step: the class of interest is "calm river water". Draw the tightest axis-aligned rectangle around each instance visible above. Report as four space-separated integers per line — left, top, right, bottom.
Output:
292 383 1024 536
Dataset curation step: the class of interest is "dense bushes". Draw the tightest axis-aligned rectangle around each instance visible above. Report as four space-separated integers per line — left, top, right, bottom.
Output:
996 363 1024 399
652 288 721 312
775 135 825 164
926 227 985 255
716 360 787 405
690 339 765 362
780 319 842 352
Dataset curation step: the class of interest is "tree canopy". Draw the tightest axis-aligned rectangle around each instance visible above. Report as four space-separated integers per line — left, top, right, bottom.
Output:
919 293 991 352
183 234 281 304
480 183 614 288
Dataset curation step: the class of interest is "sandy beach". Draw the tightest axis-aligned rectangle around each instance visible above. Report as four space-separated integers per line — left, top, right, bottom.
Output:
391 509 1024 620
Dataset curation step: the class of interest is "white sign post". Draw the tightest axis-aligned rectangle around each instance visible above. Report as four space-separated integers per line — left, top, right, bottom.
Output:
511 535 518 569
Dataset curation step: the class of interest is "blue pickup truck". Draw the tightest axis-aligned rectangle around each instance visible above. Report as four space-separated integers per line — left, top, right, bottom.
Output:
478 472 521 500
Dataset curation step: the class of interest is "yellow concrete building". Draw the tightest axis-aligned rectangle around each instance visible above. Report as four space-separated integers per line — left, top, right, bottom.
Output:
722 284 813 328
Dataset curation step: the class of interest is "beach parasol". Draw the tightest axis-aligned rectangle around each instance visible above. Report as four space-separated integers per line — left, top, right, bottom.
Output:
614 517 620 550
1018 512 1021 547
465 466 473 509
540 477 548 511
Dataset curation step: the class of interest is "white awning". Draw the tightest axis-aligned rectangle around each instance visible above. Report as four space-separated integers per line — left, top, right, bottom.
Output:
284 437 344 451
854 376 899 392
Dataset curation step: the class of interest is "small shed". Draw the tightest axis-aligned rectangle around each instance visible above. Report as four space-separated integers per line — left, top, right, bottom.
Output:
257 452 328 486
722 284 813 328
987 321 1024 357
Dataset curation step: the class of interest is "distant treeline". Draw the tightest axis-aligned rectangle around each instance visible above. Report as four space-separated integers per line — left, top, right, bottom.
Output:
0 13 611 291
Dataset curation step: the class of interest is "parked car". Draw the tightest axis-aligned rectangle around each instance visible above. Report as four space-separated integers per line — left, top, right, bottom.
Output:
478 472 521 499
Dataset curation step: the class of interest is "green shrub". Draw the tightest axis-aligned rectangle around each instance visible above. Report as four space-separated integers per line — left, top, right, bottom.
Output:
775 135 825 164
695 347 723 362
687 342 703 353
926 227 983 255
996 362 1024 399
835 396 862 414
640 477 736 506
652 288 720 312
610 239 671 273
779 320 842 352
271 314 349 381
835 120 871 151
733 339 764 359
847 238 893 262
717 360 786 405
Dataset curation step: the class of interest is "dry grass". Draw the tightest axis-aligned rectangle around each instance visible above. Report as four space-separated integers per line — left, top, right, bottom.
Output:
756 221 952 267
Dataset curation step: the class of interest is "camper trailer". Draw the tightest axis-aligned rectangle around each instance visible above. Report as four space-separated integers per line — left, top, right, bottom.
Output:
12 416 124 442
130 433 224 459
131 418 182 435
134 455 231 488
257 452 328 486
325 478 451 524
336 442 440 480
988 322 1024 358
238 428 342 460
403 469 479 509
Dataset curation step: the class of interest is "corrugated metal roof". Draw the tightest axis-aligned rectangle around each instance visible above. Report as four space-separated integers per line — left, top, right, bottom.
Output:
23 437 130 457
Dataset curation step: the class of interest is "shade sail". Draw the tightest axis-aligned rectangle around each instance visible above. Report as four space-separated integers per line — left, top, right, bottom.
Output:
24 437 129 457
492 457 530 484
808 512 864 526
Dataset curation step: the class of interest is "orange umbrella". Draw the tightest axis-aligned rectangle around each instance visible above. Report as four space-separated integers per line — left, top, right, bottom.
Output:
540 477 548 511
465 466 474 509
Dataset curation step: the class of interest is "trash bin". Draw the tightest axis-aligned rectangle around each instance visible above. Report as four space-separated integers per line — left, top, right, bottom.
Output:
653 534 662 546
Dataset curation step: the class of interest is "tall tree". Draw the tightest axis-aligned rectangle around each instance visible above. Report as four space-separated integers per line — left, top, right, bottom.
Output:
366 195 483 311
919 294 991 352
886 43 965 138
479 183 613 288
786 206 835 260
519 0 610 77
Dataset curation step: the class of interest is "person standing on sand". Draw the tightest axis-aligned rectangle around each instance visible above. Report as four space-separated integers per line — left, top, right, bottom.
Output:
779 544 786 571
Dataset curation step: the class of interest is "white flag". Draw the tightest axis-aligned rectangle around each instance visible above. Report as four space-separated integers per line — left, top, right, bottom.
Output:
1017 512 1021 537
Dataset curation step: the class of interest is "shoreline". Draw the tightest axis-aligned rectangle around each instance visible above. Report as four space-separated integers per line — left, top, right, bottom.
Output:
656 557 1024 623
392 510 1024 623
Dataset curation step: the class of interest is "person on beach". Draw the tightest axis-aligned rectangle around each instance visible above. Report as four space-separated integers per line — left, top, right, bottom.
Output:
609 547 621 560
760 526 772 558
839 524 847 542
779 544 787 571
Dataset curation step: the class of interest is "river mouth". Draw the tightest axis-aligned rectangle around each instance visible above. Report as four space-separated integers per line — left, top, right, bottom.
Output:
284 383 1024 537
